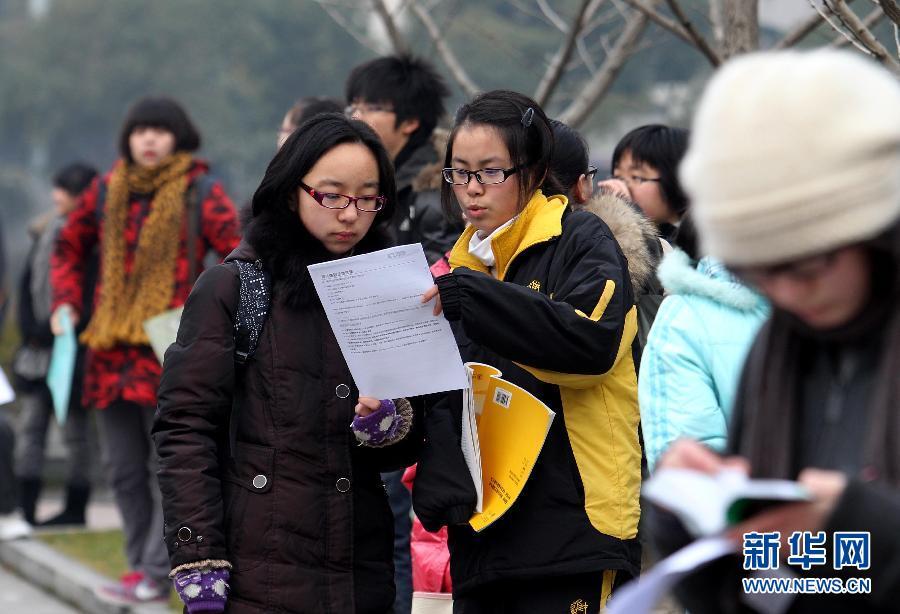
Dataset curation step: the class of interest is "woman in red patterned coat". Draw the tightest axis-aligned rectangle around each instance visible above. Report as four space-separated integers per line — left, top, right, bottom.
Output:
50 96 240 605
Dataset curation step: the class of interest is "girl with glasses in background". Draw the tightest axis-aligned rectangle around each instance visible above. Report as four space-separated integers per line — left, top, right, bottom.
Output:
599 124 689 243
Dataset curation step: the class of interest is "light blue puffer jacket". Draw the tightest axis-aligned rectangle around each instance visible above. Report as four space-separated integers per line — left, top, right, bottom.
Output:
639 249 769 471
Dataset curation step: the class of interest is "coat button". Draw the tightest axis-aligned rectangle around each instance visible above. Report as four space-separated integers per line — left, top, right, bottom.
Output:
252 475 268 489
335 384 351 399
336 477 351 492
177 526 192 542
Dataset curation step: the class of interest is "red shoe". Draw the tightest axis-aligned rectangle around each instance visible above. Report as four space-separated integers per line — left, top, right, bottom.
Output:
95 570 168 605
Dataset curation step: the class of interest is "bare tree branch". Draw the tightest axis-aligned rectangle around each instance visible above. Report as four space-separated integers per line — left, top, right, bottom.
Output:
584 4 621 34
314 1 385 54
537 0 569 32
621 0 695 46
709 0 726 50
534 0 595 106
392 0 417 18
507 0 557 27
881 0 900 27
664 0 722 65
717 0 759 57
773 10 826 48
409 1 480 96
576 37 600 73
372 0 409 54
559 12 651 127
895 22 900 59
621 0 722 64
824 0 900 69
832 6 885 47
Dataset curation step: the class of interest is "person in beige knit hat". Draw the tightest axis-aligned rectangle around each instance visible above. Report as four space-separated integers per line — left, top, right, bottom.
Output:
648 49 900 613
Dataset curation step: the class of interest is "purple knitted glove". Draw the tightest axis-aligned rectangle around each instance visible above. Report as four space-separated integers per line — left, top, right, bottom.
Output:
173 568 229 613
352 398 414 447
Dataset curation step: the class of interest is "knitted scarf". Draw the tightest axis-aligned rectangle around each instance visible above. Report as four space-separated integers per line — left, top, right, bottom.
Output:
80 153 193 350
737 225 900 488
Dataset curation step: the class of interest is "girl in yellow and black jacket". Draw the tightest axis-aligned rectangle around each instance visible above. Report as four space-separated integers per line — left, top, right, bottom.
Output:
414 91 641 613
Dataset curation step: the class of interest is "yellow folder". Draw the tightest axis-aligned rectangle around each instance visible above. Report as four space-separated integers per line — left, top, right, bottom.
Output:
464 363 556 532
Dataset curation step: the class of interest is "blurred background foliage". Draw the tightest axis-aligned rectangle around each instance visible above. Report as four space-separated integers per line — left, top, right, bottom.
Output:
0 0 890 271
0 0 712 240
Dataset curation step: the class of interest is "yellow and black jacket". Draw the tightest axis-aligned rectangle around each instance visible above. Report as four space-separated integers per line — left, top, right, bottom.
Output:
413 190 642 596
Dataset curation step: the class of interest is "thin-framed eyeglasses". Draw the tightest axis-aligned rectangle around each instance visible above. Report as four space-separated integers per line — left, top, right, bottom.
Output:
442 166 519 186
613 173 661 186
298 181 385 212
344 102 394 117
729 251 838 286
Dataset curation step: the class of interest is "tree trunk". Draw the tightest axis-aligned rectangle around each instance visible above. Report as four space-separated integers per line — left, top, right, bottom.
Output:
717 0 758 58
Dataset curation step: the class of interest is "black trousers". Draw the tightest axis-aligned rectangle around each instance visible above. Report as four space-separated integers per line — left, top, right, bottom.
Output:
0 414 16 514
453 570 620 614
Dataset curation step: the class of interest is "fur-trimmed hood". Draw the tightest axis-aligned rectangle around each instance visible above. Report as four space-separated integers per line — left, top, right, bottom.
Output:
410 128 449 193
657 248 768 312
582 191 657 293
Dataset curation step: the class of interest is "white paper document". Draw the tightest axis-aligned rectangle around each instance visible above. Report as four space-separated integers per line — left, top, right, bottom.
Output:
309 244 466 400
606 536 737 614
0 366 15 406
643 468 809 536
461 366 483 513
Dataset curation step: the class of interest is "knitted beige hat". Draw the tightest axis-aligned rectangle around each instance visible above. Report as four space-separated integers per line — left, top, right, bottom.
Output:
681 49 900 266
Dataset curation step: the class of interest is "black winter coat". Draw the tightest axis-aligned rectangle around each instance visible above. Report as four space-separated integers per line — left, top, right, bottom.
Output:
154 214 421 613
393 135 463 265
413 192 643 596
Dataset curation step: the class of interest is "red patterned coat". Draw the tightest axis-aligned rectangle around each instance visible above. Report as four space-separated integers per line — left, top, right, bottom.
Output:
51 159 240 410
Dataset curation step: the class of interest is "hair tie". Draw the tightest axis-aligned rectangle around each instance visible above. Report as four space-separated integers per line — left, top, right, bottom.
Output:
521 107 534 128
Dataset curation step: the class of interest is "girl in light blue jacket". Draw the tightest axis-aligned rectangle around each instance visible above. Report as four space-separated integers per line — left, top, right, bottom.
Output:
639 248 769 471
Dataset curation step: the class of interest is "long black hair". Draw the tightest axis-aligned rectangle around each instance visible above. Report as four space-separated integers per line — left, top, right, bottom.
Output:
441 90 560 218
246 113 397 307
118 96 201 163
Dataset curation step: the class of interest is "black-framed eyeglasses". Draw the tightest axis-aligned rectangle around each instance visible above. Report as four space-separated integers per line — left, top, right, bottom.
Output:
298 182 385 212
585 166 598 181
442 166 519 186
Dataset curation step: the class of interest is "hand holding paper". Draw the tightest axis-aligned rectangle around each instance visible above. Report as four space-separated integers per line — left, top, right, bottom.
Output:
308 244 466 400
421 284 442 316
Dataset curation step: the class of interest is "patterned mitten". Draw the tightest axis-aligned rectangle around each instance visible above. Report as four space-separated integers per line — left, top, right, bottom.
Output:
173 568 230 613
351 398 413 447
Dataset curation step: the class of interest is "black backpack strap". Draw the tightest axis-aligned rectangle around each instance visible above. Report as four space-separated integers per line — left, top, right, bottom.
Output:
228 258 271 457
186 174 217 284
231 259 271 364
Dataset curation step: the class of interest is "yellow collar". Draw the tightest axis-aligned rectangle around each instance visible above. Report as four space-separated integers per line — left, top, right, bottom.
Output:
449 190 568 280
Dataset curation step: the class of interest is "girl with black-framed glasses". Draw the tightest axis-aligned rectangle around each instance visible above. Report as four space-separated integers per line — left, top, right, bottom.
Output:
414 90 642 612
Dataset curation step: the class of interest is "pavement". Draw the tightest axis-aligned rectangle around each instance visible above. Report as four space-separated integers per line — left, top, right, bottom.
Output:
0 492 171 614
0 564 80 614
